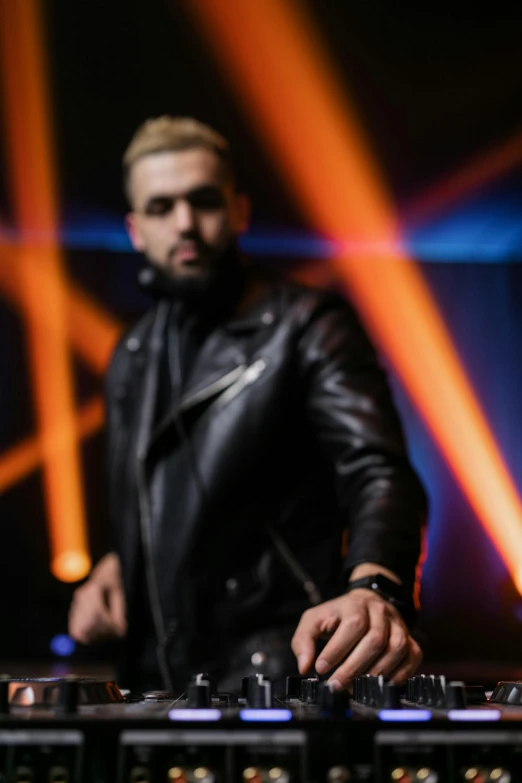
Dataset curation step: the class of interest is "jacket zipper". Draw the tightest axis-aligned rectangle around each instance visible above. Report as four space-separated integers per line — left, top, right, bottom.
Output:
136 453 173 690
134 300 174 690
151 359 268 443
179 363 248 411
207 358 267 411
137 330 267 685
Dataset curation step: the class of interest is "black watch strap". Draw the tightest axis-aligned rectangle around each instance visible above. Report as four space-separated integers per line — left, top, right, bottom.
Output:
346 573 417 627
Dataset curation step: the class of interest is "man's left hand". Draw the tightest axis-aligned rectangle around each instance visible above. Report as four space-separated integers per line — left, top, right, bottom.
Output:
291 590 422 690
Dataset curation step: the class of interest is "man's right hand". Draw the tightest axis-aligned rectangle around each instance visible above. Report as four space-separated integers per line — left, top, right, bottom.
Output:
69 552 127 644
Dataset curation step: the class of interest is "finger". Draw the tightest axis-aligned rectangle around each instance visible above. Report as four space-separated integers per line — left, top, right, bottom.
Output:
107 586 127 636
315 603 372 676
69 586 114 643
388 637 423 685
291 606 340 674
323 600 387 685
367 619 410 678
69 605 113 644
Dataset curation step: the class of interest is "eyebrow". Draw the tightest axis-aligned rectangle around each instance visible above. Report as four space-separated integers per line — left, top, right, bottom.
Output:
143 184 225 210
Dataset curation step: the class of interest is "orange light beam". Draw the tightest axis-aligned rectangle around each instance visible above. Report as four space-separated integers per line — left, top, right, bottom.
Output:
0 397 104 494
186 0 522 592
0 0 90 582
0 242 122 375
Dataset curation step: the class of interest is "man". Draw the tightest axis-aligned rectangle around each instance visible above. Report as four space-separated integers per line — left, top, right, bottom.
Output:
69 116 426 693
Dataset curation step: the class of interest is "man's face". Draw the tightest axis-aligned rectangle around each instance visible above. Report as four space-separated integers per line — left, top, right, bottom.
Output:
125 148 249 280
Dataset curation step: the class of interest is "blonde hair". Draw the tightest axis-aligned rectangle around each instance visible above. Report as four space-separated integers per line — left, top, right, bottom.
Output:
123 116 234 202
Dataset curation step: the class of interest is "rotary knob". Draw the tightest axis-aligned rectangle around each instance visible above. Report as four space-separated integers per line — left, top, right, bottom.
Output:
248 675 273 708
382 683 402 709
301 677 319 703
445 681 466 710
58 676 79 714
187 680 211 709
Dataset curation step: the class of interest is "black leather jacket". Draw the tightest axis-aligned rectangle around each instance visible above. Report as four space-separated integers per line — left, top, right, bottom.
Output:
105 280 426 688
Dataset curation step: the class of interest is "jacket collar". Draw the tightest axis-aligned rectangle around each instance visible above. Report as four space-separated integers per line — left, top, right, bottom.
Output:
130 279 281 454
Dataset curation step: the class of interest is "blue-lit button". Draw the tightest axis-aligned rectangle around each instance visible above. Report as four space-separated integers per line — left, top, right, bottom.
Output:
168 709 222 721
50 635 76 657
239 709 293 722
378 709 432 722
448 709 501 722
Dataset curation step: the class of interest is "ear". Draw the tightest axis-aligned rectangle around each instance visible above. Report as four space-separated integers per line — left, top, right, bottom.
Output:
234 193 251 234
125 212 145 253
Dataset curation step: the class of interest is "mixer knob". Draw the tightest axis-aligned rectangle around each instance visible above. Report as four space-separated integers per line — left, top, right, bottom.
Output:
301 677 319 703
248 675 273 708
423 676 438 707
327 765 351 781
353 676 361 702
58 676 79 714
382 683 402 709
285 675 304 700
372 675 385 707
446 681 466 709
317 681 350 714
413 675 426 704
433 675 446 707
187 680 211 708
358 674 371 705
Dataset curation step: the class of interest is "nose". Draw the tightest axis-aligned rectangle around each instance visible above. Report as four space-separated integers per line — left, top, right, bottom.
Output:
172 198 196 233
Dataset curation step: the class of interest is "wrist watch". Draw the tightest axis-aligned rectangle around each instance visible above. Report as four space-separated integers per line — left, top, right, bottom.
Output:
346 573 417 627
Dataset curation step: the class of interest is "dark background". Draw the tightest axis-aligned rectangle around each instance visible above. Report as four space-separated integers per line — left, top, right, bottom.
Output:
1 0 522 678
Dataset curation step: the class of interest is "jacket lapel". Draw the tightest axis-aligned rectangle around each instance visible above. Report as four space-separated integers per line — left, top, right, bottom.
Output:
143 290 279 449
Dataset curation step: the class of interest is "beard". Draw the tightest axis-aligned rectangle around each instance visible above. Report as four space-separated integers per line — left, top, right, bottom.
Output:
137 240 246 318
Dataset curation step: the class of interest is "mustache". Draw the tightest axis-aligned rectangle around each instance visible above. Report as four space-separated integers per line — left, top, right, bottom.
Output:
167 232 209 259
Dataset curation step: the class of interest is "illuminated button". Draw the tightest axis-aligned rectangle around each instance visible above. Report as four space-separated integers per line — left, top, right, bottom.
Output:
168 769 187 783
390 770 412 783
417 769 438 783
193 769 215 783
490 771 511 783
268 768 290 783
243 769 263 783
464 771 483 783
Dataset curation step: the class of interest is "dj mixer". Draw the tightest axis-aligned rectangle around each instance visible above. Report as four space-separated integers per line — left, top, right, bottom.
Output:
0 672 521 782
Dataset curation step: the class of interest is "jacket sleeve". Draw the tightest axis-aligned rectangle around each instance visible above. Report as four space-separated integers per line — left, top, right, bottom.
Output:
296 292 427 591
